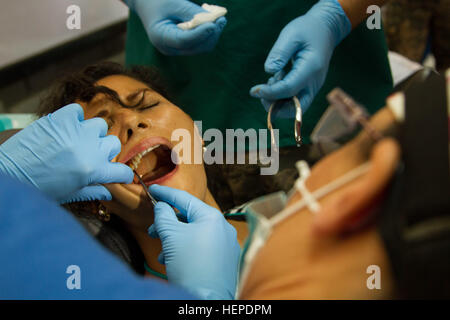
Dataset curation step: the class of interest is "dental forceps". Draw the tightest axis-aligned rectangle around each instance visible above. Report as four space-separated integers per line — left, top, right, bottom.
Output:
267 96 302 152
133 170 158 206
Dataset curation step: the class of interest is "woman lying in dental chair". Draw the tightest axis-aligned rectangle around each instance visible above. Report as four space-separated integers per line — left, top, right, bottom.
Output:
36 62 249 279
17 62 449 299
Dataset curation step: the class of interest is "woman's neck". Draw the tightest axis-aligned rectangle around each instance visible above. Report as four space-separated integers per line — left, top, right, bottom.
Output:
204 188 220 210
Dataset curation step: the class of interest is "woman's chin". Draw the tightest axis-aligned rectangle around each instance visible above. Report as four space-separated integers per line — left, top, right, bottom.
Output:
100 183 155 232
103 183 153 214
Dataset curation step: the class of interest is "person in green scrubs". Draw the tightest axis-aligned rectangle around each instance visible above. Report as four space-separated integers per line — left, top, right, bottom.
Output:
123 0 393 149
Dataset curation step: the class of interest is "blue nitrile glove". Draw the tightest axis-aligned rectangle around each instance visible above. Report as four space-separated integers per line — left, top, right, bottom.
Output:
148 185 241 300
0 103 133 204
125 0 227 55
250 0 352 118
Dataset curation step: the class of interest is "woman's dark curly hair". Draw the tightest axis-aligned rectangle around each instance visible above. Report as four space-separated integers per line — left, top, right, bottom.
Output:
38 61 170 116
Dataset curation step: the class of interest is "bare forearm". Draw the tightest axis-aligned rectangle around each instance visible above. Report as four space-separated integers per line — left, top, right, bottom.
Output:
338 0 390 28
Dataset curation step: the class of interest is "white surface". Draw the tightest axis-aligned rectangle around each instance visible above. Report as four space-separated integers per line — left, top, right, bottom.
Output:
0 0 128 69
387 92 405 123
0 113 37 129
177 3 227 30
388 51 423 86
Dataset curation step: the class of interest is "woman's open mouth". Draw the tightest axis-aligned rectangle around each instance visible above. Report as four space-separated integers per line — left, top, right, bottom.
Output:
122 138 178 186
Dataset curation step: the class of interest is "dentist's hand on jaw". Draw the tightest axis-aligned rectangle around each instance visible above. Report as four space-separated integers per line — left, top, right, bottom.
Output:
148 185 241 300
250 0 352 118
0 103 133 204
124 0 227 55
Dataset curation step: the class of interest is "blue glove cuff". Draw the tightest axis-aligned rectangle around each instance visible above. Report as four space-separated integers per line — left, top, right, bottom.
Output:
312 0 352 47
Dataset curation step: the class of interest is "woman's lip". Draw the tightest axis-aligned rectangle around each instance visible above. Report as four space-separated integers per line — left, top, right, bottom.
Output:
119 136 173 164
122 165 178 202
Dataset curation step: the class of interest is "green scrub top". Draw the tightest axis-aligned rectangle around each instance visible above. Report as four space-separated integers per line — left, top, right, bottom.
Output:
125 0 393 149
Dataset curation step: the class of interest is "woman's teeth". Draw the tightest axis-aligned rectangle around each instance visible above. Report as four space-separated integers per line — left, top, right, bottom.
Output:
128 145 160 171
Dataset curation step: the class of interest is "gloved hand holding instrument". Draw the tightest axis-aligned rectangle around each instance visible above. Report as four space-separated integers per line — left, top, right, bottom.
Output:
0 103 133 204
250 0 352 118
148 185 241 300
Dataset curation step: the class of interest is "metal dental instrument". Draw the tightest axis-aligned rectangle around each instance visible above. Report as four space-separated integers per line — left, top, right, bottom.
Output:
267 101 279 152
133 170 158 206
267 96 303 152
293 96 303 147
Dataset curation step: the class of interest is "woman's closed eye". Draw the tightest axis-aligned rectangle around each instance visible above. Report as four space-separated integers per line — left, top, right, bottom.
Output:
93 110 113 129
138 101 160 111
95 109 109 118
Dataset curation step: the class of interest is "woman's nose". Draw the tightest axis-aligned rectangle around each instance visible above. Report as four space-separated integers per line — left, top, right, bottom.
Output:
113 109 151 144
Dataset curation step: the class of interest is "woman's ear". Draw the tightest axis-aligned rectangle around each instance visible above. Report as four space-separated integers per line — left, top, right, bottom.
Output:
312 138 401 236
192 122 205 157
193 122 203 143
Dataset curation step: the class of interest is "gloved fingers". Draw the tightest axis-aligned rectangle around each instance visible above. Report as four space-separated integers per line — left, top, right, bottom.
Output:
185 17 226 54
268 70 285 85
149 184 214 222
249 70 285 99
148 224 159 239
259 91 312 119
92 162 134 185
215 16 227 30
250 56 313 101
49 103 84 123
162 22 216 52
264 28 301 74
99 134 122 161
81 117 109 137
253 68 314 118
153 201 180 233
255 72 283 113
59 185 112 204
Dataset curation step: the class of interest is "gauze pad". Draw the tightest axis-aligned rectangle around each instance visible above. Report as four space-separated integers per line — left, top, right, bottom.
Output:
177 3 227 30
